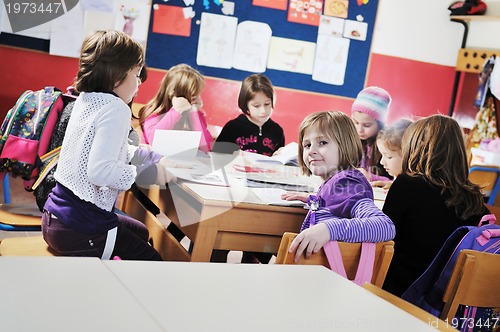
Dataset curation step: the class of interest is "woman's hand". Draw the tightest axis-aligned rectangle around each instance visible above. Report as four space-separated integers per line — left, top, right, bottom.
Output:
288 223 330 262
172 96 192 114
281 191 309 203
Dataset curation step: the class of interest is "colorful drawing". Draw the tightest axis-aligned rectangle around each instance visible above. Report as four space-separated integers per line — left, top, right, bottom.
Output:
120 5 140 36
152 5 191 37
324 0 348 18
287 0 323 26
253 0 287 11
343 19 368 41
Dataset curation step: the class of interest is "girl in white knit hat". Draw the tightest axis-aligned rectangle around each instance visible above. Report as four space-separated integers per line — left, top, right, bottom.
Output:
351 86 393 182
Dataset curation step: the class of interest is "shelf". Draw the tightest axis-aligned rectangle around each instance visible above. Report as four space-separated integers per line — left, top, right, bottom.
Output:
450 15 500 22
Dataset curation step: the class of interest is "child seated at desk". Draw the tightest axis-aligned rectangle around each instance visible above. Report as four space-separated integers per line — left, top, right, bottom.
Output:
213 73 285 263
382 115 489 297
138 64 213 153
370 118 412 190
284 111 395 262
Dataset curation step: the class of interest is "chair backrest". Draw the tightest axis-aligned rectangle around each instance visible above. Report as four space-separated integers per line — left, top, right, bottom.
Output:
440 249 500 322
275 232 394 287
362 283 458 332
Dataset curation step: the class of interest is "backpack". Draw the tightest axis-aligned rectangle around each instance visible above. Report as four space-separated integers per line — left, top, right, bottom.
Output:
402 214 500 331
33 99 75 211
0 87 76 190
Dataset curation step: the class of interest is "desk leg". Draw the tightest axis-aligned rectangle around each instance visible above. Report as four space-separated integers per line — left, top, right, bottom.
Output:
190 222 218 262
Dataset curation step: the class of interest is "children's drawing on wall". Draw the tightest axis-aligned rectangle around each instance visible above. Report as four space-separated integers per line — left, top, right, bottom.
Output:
80 0 114 12
50 4 85 58
115 0 151 46
318 15 344 37
152 4 192 37
197 13 238 69
312 35 349 85
287 0 323 26
324 0 348 18
343 19 367 41
253 0 288 11
232 21 272 73
267 36 315 74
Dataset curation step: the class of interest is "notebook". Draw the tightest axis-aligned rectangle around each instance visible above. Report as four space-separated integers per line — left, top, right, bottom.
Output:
151 130 202 161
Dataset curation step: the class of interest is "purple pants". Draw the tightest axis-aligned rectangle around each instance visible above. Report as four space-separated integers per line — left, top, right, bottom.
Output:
42 211 162 261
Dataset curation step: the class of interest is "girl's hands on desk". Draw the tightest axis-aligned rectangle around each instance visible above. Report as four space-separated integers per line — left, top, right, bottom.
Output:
370 180 392 191
281 191 309 203
289 224 330 262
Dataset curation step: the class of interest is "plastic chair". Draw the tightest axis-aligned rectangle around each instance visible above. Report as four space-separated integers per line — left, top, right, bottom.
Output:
362 283 458 331
440 249 500 322
469 165 500 205
275 232 394 287
0 173 42 231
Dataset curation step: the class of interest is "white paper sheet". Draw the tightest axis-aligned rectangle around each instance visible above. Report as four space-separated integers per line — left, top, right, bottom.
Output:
152 130 202 160
196 12 238 69
49 5 85 58
251 188 305 206
267 36 316 75
232 20 271 73
312 35 349 85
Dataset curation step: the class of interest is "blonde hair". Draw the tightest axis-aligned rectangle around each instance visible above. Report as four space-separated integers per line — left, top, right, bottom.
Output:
298 111 362 176
138 64 205 125
75 30 144 93
377 118 412 154
401 114 484 219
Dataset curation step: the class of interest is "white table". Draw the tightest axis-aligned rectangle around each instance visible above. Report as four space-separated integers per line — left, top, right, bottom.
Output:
0 257 164 332
105 260 438 332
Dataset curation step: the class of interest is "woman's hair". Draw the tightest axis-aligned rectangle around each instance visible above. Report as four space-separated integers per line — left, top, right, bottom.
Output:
138 64 205 125
74 30 144 94
377 118 413 153
298 111 362 176
401 114 485 219
238 74 275 115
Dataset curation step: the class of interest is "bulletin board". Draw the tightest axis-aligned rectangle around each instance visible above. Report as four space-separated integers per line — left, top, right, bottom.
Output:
146 0 379 98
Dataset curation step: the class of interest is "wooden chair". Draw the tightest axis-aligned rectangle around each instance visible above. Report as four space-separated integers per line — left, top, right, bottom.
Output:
362 283 458 331
275 232 394 287
440 249 500 322
0 236 58 256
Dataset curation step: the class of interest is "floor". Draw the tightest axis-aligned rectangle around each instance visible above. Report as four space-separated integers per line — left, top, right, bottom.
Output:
0 176 269 263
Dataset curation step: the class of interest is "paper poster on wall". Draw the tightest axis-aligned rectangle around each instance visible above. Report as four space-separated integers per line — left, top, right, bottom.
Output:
267 36 315 75
152 4 191 37
253 0 287 10
312 35 349 85
324 0 348 18
80 0 114 12
343 19 367 41
287 0 323 26
49 5 85 58
115 0 151 47
197 13 238 69
232 21 272 73
318 15 344 37
84 10 115 36
221 1 235 15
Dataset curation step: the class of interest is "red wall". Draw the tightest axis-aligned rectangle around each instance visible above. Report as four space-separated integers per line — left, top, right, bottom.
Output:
0 45 467 142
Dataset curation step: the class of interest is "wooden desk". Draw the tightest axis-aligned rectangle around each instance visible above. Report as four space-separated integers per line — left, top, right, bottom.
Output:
105 260 440 332
139 180 308 262
0 257 164 331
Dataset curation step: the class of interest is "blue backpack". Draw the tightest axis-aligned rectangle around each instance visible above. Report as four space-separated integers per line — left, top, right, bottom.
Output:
402 214 500 331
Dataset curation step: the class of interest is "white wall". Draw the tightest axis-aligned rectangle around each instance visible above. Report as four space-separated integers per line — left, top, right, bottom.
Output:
372 0 500 67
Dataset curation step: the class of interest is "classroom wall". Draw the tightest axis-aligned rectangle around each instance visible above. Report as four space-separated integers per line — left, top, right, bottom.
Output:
1 0 499 142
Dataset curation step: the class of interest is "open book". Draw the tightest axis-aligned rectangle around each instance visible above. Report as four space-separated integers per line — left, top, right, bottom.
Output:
242 142 299 166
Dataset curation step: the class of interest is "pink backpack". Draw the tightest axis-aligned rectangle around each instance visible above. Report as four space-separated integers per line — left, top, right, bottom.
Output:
0 87 75 190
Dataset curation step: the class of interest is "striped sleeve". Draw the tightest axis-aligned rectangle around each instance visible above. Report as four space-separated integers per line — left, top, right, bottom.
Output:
315 198 395 242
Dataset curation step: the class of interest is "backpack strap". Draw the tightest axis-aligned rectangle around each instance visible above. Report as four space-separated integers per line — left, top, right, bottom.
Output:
478 213 496 226
323 240 376 286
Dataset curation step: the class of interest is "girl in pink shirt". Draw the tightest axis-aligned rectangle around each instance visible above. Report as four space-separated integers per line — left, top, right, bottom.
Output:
138 64 213 153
